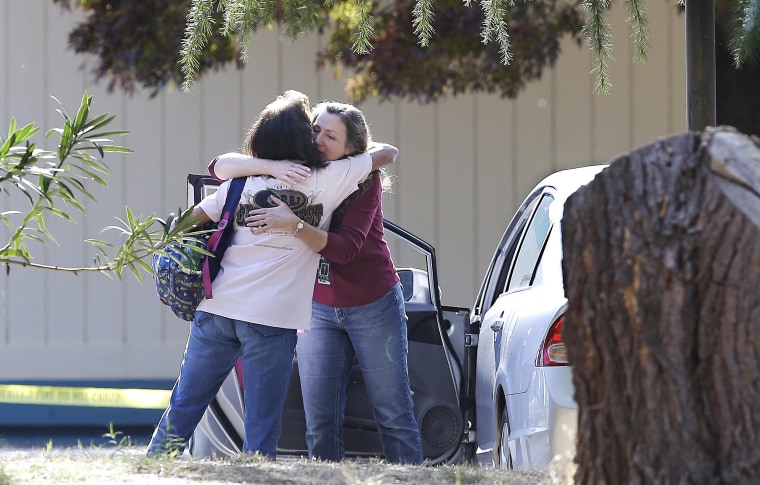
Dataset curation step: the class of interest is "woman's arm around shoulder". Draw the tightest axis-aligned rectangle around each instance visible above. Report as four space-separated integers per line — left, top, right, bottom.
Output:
367 142 399 171
208 152 310 184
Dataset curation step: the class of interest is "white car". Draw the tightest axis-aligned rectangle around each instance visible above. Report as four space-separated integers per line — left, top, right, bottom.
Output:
187 166 606 469
471 165 606 468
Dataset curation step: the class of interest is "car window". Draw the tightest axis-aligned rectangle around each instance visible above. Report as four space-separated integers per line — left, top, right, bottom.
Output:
473 192 541 317
530 225 553 288
505 193 554 292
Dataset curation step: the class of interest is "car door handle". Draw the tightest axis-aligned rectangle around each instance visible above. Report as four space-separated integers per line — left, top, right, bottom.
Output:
490 320 505 332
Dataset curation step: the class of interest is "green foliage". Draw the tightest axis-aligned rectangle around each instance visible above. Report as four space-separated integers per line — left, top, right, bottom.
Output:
51 0 243 96
412 0 435 47
582 0 649 93
0 93 207 280
729 0 760 66
0 462 9 485
53 0 585 102
182 0 324 89
321 0 585 102
52 1 760 100
628 0 651 63
181 0 585 101
350 0 375 54
481 0 514 66
583 0 614 93
101 423 137 456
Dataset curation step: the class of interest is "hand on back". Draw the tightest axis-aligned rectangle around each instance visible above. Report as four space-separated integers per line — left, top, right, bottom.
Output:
246 196 300 235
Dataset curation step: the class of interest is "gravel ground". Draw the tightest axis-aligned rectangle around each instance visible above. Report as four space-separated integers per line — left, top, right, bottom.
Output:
0 446 574 484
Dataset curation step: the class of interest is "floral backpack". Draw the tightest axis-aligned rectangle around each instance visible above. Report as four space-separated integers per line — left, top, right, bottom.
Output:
153 177 245 321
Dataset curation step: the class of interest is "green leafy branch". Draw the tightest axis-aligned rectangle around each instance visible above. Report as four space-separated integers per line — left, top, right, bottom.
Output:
0 93 208 281
730 0 760 66
178 1 759 96
181 0 323 90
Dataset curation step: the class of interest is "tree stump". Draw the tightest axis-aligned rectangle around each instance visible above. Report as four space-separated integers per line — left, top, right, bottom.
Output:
561 126 760 484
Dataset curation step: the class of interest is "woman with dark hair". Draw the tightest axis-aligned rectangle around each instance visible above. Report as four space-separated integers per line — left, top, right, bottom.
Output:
146 91 397 459
212 100 423 464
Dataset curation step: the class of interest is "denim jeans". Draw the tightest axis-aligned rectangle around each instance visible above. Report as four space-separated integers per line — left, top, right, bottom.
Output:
147 311 297 458
297 283 423 464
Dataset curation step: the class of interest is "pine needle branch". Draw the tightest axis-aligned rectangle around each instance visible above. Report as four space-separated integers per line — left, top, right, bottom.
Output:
413 0 436 47
180 0 217 91
224 0 275 62
282 0 322 41
480 0 514 65
352 0 375 55
583 0 614 94
731 0 760 67
625 0 649 63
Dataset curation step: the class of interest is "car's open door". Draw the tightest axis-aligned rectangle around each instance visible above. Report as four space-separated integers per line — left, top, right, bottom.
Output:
383 220 471 463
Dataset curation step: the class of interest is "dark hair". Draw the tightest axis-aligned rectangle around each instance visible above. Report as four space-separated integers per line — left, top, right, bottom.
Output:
244 90 326 169
311 102 371 156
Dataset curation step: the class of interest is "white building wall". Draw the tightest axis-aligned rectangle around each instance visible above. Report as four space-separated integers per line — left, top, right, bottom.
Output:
0 0 686 382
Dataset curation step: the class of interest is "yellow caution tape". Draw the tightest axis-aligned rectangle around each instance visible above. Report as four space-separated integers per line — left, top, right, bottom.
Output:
0 384 171 409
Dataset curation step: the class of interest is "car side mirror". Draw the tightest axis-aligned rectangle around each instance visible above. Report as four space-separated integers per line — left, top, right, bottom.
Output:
396 268 432 304
398 269 414 301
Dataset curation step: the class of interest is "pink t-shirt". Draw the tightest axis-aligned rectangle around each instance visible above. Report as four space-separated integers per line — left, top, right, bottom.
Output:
196 153 372 329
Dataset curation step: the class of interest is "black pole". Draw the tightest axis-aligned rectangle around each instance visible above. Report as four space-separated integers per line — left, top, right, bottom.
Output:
685 0 716 131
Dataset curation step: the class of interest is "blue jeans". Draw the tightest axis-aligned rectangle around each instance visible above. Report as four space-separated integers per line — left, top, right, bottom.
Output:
297 283 423 464
147 311 297 458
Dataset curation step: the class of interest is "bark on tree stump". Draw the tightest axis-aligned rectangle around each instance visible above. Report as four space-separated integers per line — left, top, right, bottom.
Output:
561 126 760 484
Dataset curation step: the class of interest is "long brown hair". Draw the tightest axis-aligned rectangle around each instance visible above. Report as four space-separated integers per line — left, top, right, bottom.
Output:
313 101 393 222
311 102 369 156
243 90 326 168
331 169 394 225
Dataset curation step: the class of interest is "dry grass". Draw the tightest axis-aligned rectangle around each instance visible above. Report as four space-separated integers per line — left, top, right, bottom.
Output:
0 447 575 485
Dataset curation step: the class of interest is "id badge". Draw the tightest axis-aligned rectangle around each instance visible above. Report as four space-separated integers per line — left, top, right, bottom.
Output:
317 257 331 285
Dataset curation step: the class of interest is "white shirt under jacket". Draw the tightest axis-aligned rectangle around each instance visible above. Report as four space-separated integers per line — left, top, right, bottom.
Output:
195 153 372 330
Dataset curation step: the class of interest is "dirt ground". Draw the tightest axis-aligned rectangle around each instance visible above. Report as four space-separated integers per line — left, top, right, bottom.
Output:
0 447 574 484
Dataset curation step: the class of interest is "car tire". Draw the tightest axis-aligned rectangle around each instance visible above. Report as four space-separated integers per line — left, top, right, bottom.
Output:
497 407 513 469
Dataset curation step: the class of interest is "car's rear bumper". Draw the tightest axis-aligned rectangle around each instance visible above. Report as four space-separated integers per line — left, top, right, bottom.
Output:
508 366 577 468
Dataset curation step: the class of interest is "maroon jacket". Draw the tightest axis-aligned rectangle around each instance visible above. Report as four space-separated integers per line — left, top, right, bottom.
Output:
313 173 398 307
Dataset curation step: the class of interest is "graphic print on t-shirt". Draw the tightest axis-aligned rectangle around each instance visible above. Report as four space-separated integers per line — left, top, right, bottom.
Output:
236 188 324 230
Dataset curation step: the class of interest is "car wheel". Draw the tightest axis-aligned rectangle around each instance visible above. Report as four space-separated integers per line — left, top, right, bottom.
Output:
497 407 513 469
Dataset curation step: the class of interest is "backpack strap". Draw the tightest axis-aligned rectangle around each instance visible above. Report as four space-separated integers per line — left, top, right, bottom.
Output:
202 177 246 298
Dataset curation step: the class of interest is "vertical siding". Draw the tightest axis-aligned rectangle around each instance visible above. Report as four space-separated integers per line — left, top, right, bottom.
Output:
43 3 88 349
473 93 515 298
515 74 554 203
436 95 477 303
362 100 402 222
282 31 321 98
0 0 6 125
241 28 281 140
6 0 47 351
123 94 169 349
631 0 678 146
553 38 594 171
592 2 634 162
82 91 128 349
200 70 246 162
393 102 437 268
0 0 7 348
163 87 203 218
0 0 686 380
